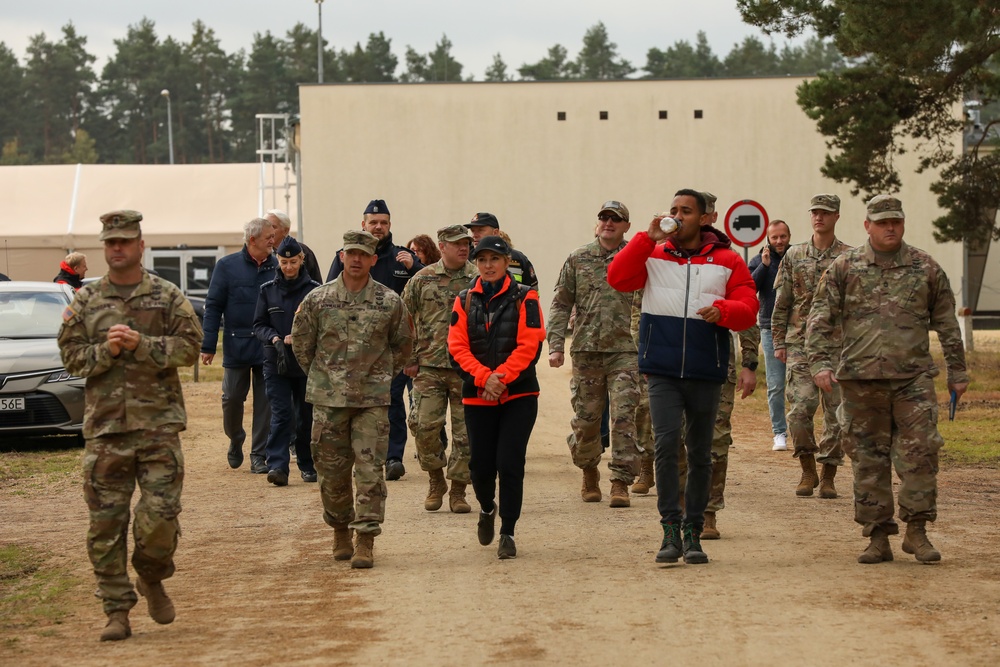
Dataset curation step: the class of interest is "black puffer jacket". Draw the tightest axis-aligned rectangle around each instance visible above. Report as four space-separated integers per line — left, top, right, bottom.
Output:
253 269 320 376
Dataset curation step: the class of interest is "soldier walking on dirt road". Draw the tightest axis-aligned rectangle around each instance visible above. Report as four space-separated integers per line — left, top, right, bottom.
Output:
292 230 413 569
58 210 203 641
806 195 969 565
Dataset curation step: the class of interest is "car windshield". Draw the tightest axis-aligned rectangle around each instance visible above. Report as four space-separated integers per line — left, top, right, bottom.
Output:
0 291 70 339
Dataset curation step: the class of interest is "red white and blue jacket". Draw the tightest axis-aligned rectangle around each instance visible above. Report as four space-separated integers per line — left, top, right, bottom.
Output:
607 227 758 383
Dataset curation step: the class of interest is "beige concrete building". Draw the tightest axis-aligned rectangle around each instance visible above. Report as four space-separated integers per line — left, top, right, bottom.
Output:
298 77 982 312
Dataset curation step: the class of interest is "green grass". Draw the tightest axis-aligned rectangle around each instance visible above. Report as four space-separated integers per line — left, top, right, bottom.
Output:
0 447 80 495
0 544 80 637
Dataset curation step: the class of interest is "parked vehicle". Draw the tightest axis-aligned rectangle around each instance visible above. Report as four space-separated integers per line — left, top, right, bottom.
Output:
0 282 85 441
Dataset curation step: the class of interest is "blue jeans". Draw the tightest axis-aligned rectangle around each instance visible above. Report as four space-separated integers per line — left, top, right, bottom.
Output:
647 375 721 529
263 372 315 475
760 328 787 435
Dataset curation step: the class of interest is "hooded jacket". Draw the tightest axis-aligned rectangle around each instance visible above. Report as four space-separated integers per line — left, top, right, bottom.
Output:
607 226 758 383
53 262 83 290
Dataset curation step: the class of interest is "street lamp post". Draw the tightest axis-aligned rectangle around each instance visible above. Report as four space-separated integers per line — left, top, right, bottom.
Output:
316 0 325 83
160 89 174 164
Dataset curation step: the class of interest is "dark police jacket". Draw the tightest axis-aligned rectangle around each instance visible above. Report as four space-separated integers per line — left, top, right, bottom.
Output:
253 269 320 377
202 245 277 367
325 232 423 295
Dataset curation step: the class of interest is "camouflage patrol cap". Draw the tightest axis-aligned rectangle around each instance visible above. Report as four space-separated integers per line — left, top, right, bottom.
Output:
700 192 718 214
598 200 630 222
343 229 378 255
437 224 473 243
808 194 840 212
98 210 142 241
866 194 905 221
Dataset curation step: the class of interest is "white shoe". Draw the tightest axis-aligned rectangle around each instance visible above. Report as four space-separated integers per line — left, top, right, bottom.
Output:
772 433 787 451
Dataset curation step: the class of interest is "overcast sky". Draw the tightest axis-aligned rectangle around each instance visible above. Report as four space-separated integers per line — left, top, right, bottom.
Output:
1 1 795 78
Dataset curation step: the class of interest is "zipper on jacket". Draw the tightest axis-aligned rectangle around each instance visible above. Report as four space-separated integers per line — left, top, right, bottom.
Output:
681 260 691 378
642 323 652 359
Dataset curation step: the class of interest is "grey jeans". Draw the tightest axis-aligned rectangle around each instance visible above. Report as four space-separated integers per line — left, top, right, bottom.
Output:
222 364 271 461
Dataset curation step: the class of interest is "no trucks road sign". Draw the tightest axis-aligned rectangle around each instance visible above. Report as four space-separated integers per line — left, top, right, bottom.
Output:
724 200 769 248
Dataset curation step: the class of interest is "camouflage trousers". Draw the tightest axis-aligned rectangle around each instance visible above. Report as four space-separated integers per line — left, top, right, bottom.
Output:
785 351 844 465
840 373 943 536
635 381 653 456
83 428 184 614
311 405 389 536
567 351 642 483
407 367 470 483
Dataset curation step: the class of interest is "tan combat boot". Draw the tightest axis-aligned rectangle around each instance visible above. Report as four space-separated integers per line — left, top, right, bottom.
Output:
702 511 720 540
100 610 131 641
818 464 838 499
424 468 447 511
351 532 375 569
901 520 941 564
449 481 471 514
795 454 819 497
609 479 631 508
581 466 602 502
857 527 893 564
332 523 354 561
632 456 655 495
136 577 175 624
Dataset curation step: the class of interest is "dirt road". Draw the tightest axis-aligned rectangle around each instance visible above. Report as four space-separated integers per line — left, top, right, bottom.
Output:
3 362 999 666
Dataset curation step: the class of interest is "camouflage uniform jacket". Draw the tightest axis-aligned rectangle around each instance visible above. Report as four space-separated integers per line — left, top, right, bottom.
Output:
771 236 852 353
57 271 203 438
806 241 968 384
730 325 761 384
401 260 477 368
548 238 639 354
291 275 414 408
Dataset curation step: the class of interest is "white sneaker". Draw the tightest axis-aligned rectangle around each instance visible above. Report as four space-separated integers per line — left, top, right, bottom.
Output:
772 433 787 451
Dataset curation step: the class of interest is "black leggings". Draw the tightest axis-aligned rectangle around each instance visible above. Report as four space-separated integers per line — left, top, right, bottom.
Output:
464 397 538 536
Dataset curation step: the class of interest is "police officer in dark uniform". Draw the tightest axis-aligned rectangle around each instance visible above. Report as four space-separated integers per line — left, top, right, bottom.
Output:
254 236 321 486
464 212 539 290
326 199 424 481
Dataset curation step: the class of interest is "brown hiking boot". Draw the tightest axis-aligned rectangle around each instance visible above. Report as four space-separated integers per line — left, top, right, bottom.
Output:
857 527 894 564
632 456 655 495
581 466 602 502
136 577 175 625
100 610 131 641
332 523 354 561
449 481 471 514
702 511 720 540
818 464 838 499
902 521 941 563
795 454 819 497
424 468 447 511
352 532 375 569
609 479 631 507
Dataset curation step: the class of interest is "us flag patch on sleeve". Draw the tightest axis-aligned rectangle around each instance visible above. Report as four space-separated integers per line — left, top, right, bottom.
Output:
62 305 76 321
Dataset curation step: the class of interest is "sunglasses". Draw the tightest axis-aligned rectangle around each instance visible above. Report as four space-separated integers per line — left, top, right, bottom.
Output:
598 213 625 223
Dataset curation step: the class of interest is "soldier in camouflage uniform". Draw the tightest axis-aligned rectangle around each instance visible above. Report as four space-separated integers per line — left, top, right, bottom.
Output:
549 200 642 507
292 230 413 569
772 193 851 498
58 211 203 641
806 195 969 565
401 225 478 514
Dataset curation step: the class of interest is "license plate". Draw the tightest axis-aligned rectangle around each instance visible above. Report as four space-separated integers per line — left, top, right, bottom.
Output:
0 397 26 411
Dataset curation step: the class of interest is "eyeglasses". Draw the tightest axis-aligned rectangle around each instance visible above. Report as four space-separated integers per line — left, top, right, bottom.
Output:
598 214 625 223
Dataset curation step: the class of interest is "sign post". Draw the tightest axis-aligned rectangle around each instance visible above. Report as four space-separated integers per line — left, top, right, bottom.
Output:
723 199 769 263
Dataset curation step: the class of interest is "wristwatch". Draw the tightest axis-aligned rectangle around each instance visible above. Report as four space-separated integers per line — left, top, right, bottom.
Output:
742 361 759 371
